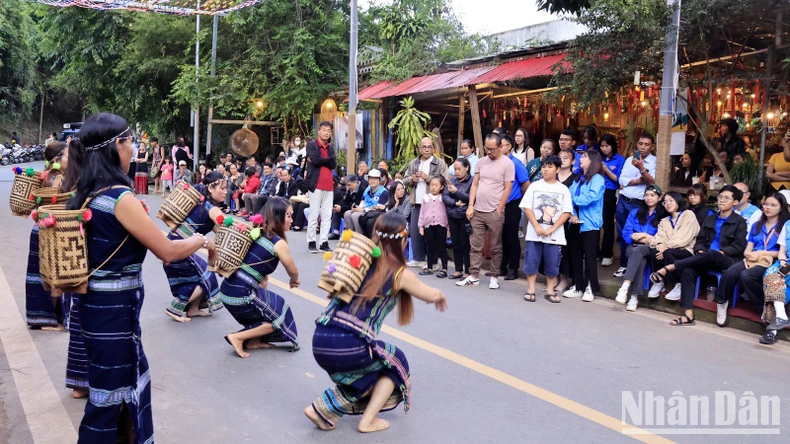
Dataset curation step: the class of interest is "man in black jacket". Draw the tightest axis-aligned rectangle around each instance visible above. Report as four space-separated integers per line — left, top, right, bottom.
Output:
652 185 747 326
330 175 362 239
305 121 337 253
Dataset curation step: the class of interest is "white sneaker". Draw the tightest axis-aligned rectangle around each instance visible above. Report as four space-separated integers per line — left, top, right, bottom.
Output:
582 286 594 302
626 296 638 312
664 285 681 301
489 277 500 290
648 281 664 298
613 267 627 278
517 230 525 239
601 257 613 267
615 286 629 304
562 286 582 298
716 301 729 326
406 260 425 268
456 275 479 287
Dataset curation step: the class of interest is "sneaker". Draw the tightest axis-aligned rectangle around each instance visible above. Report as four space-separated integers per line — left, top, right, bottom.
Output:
648 281 664 298
406 260 425 268
759 331 778 345
563 286 582 298
456 275 479 287
582 286 594 302
601 257 613 267
504 270 518 281
319 242 332 252
767 317 790 331
716 301 729 327
626 296 638 312
489 277 500 290
307 242 318 254
613 267 627 278
615 286 629 304
664 285 681 301
517 230 525 239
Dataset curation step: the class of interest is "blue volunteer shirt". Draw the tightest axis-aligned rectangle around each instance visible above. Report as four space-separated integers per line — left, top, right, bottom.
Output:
748 222 780 252
568 174 605 232
601 153 626 190
709 215 728 251
507 153 530 203
622 208 658 245
362 185 388 210
572 143 600 172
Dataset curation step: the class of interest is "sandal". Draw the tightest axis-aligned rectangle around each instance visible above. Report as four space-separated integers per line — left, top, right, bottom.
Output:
523 292 536 302
544 293 561 304
650 267 669 284
669 315 696 326
436 270 448 279
418 268 434 276
450 273 463 280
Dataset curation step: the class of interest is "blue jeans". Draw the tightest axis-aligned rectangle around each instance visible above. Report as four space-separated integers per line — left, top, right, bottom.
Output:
615 198 640 267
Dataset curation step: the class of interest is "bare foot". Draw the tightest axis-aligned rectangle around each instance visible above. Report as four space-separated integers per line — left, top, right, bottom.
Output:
245 339 274 350
358 417 389 433
164 310 191 323
185 308 212 318
72 389 89 399
226 333 250 358
41 324 65 332
304 406 334 431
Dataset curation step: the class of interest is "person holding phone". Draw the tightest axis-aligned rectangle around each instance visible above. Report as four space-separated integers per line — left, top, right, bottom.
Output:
613 132 657 279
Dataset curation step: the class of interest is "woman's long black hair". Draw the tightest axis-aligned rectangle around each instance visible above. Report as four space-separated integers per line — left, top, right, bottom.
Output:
386 180 405 210
599 133 618 158
67 113 133 210
752 192 790 237
636 188 662 227
577 149 603 182
261 196 291 241
201 171 225 205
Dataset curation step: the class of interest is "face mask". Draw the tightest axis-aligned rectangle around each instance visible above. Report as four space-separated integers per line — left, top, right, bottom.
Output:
294 141 301 146
177 140 185 147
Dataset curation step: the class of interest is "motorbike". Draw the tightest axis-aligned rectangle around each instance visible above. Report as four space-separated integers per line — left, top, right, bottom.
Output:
0 144 11 166
31 145 45 161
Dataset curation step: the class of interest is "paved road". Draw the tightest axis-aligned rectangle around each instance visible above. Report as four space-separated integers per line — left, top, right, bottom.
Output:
1 162 789 444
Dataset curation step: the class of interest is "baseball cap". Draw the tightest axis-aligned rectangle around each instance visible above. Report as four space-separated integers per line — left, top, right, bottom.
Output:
368 169 382 178
178 160 187 166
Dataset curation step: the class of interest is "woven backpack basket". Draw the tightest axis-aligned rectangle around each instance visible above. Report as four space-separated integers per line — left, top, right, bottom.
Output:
36 205 91 294
10 169 42 216
318 231 377 303
157 180 201 229
210 222 254 279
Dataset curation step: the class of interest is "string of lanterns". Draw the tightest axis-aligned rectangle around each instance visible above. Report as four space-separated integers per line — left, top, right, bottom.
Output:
34 0 261 16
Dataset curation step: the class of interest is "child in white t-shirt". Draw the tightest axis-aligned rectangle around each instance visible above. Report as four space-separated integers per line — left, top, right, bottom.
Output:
519 155 573 303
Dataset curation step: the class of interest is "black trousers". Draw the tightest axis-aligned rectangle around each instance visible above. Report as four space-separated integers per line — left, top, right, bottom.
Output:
671 250 738 309
500 199 522 273
360 211 385 237
600 188 617 259
424 225 448 271
292 202 309 229
716 261 767 309
570 229 601 293
561 223 580 282
127 162 136 182
655 248 693 288
332 211 343 233
448 218 471 274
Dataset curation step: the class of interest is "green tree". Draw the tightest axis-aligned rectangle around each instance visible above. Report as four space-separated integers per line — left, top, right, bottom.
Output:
0 0 39 124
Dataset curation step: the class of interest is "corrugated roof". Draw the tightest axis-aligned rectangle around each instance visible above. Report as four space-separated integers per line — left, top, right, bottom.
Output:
357 54 567 100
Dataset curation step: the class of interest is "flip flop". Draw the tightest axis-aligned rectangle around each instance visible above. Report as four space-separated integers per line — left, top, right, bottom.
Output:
544 293 561 304
523 292 536 302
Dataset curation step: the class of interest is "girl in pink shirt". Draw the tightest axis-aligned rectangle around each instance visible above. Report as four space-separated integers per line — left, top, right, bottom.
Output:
160 157 174 197
419 176 450 278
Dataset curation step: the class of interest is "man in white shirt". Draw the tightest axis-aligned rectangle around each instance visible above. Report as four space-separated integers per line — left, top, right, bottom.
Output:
614 132 657 277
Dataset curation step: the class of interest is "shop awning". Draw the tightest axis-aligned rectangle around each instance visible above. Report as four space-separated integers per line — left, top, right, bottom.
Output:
359 54 567 101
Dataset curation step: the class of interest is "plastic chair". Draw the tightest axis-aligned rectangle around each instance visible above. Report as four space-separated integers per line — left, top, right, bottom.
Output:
643 263 652 291
339 219 345 233
405 238 414 262
694 271 739 308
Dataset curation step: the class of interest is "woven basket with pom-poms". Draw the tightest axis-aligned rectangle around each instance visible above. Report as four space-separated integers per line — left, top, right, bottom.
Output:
10 167 42 217
317 230 378 303
210 217 254 279
157 180 201 229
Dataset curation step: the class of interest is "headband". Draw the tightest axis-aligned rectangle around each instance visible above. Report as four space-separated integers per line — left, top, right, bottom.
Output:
375 230 407 240
86 127 131 151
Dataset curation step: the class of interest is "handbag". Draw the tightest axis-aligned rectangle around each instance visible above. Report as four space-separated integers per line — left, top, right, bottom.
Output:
150 166 159 178
744 255 774 269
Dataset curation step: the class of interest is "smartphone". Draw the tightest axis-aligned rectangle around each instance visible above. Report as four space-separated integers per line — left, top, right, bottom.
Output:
634 151 641 161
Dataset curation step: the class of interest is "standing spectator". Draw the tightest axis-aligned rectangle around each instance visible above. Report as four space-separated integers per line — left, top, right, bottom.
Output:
558 129 576 152
555 148 578 292
306 121 337 253
719 118 745 159
174 160 193 185
344 169 387 233
418 176 450 278
526 139 557 182
513 128 531 167
160 157 174 197
151 138 164 194
572 126 599 172
405 137 449 267
614 132 657 278
599 134 625 267
563 150 605 301
499 134 530 280
377 160 389 173
10 131 21 145
171 136 193 168
45 132 57 146
456 133 514 290
134 141 149 194
444 158 473 279
236 166 260 216
520 155 572 303
650 185 747 326
449 139 479 177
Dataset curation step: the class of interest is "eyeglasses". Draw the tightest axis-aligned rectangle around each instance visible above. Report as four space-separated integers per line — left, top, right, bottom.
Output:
286 212 293 217
662 201 675 207
717 195 733 202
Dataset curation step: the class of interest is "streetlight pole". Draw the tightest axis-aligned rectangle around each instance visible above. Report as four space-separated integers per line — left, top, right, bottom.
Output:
346 0 358 174
655 0 681 190
206 13 219 159
192 0 201 172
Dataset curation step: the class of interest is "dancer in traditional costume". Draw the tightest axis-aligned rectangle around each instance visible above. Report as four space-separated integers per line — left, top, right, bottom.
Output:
221 197 301 357
163 171 226 322
68 113 216 443
305 212 448 433
25 142 68 330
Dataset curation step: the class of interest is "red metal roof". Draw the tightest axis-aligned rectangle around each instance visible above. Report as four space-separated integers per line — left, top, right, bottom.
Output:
357 54 567 100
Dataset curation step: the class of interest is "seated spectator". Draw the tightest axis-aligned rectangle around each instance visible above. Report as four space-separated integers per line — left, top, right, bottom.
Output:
646 192 700 300
444 158 473 279
733 182 762 235
362 180 411 237
704 150 728 189
687 183 713 227
418 176 450 278
520 155 572 303
344 169 388 233
242 162 277 216
276 168 309 229
236 167 261 217
760 216 790 345
717 193 789 328
650 185 747 326
174 160 193 184
614 185 663 311
224 163 243 213
766 146 790 191
671 153 702 187
331 175 362 239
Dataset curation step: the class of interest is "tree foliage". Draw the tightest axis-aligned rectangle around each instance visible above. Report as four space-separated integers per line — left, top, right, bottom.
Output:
0 0 39 124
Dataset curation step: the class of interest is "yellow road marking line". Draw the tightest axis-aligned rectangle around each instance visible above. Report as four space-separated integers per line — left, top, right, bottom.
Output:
188 231 673 442
0 266 78 443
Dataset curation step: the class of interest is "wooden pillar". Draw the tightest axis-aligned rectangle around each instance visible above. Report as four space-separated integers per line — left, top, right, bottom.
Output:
457 93 466 157
468 86 484 157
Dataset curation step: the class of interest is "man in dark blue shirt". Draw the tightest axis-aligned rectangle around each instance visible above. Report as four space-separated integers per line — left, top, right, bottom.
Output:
499 134 530 280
